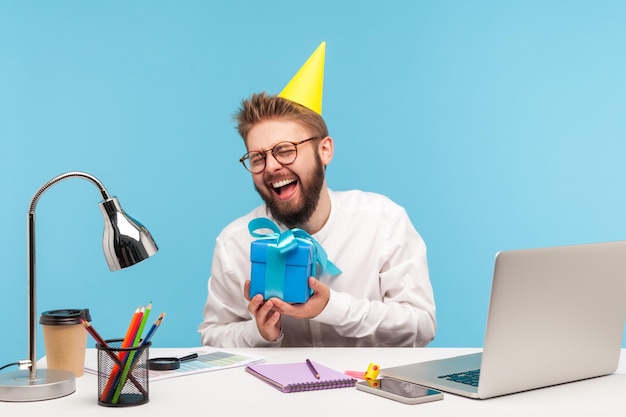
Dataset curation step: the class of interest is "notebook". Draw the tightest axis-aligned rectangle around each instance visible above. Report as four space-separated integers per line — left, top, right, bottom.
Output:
245 361 357 393
381 240 626 399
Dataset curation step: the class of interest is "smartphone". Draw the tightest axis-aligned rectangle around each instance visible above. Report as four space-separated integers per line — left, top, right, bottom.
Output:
356 377 444 405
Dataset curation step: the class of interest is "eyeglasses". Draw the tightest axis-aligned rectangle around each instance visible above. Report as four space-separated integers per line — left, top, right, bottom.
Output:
239 137 320 174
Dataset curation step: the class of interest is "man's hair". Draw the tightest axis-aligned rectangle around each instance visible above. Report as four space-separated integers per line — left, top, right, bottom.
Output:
233 92 329 143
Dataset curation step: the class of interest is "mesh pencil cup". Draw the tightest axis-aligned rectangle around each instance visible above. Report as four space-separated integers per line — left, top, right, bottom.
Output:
96 338 151 407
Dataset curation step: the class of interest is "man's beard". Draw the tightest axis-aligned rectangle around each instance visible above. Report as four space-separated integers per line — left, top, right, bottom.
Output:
255 155 325 229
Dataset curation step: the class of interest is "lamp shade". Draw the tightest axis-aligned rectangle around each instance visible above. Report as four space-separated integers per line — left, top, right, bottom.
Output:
100 197 158 271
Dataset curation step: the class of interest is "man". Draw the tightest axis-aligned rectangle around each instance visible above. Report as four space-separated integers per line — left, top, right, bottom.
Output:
198 42 436 347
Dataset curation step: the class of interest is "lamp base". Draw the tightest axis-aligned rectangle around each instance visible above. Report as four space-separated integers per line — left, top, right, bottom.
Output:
0 368 75 402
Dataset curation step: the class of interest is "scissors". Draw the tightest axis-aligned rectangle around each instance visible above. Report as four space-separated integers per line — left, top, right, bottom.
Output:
148 353 199 371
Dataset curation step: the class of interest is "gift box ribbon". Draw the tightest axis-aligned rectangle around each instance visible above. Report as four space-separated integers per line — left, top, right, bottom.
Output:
249 218 341 299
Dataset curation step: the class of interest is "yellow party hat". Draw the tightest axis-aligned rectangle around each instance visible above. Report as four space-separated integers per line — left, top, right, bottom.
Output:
279 41 326 115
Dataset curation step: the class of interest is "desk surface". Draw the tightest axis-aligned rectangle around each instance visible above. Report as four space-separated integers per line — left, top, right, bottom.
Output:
2 348 625 416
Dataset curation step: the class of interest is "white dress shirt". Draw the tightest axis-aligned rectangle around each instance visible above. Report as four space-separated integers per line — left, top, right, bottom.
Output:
198 189 436 347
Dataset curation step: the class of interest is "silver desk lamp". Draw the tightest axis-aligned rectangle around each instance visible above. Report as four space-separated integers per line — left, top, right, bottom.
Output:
0 171 158 402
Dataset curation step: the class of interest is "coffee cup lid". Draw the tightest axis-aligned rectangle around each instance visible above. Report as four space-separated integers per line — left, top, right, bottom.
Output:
39 309 91 325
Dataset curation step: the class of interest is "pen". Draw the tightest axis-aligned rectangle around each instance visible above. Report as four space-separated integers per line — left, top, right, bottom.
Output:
306 359 320 379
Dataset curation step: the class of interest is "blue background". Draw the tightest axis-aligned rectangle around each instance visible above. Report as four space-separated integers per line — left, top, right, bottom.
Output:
2 1 625 366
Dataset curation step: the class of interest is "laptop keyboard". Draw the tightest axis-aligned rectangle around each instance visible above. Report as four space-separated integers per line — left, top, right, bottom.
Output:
438 369 481 387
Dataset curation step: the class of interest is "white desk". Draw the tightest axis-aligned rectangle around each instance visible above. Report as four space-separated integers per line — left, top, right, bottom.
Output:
2 348 625 416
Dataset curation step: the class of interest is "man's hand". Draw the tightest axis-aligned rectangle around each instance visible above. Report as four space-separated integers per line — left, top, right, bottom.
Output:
244 280 281 342
271 277 330 319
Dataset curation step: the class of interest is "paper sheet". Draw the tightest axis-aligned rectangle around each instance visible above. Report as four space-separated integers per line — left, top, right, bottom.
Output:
83 346 265 382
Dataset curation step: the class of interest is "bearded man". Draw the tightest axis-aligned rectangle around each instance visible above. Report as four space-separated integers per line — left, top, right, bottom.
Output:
198 43 436 347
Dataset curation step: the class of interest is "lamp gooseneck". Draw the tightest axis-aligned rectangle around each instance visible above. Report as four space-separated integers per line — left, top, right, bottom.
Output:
27 172 111 382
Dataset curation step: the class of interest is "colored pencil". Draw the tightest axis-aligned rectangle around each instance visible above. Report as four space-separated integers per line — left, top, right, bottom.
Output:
135 302 152 345
126 312 165 373
306 359 320 379
81 319 147 396
81 318 107 347
141 312 165 346
124 308 144 349
112 303 152 403
100 307 143 402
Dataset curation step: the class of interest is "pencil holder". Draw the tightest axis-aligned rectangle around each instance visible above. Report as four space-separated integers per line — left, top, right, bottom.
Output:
96 338 151 407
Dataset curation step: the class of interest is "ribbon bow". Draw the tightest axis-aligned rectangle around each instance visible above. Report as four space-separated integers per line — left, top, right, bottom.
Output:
248 217 342 277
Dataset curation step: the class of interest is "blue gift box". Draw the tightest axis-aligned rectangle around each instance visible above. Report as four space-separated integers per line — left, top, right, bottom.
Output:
250 239 314 303
248 218 342 304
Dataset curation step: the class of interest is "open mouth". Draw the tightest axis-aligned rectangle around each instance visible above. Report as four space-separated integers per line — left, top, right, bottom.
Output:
272 178 298 198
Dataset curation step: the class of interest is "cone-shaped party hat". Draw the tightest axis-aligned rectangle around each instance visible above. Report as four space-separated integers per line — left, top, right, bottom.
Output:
279 41 326 115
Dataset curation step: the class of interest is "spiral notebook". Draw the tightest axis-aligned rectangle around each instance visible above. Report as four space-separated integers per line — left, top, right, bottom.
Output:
245 360 357 393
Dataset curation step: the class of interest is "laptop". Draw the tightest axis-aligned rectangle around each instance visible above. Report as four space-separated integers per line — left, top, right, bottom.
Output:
381 240 626 399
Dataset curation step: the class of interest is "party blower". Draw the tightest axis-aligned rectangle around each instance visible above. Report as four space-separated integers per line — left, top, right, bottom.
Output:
0 171 158 402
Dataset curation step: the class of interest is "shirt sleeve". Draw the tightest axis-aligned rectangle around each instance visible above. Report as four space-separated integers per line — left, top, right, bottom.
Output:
198 235 282 347
312 208 437 347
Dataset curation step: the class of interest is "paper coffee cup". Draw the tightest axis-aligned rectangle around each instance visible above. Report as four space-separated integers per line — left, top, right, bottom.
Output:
40 309 91 377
